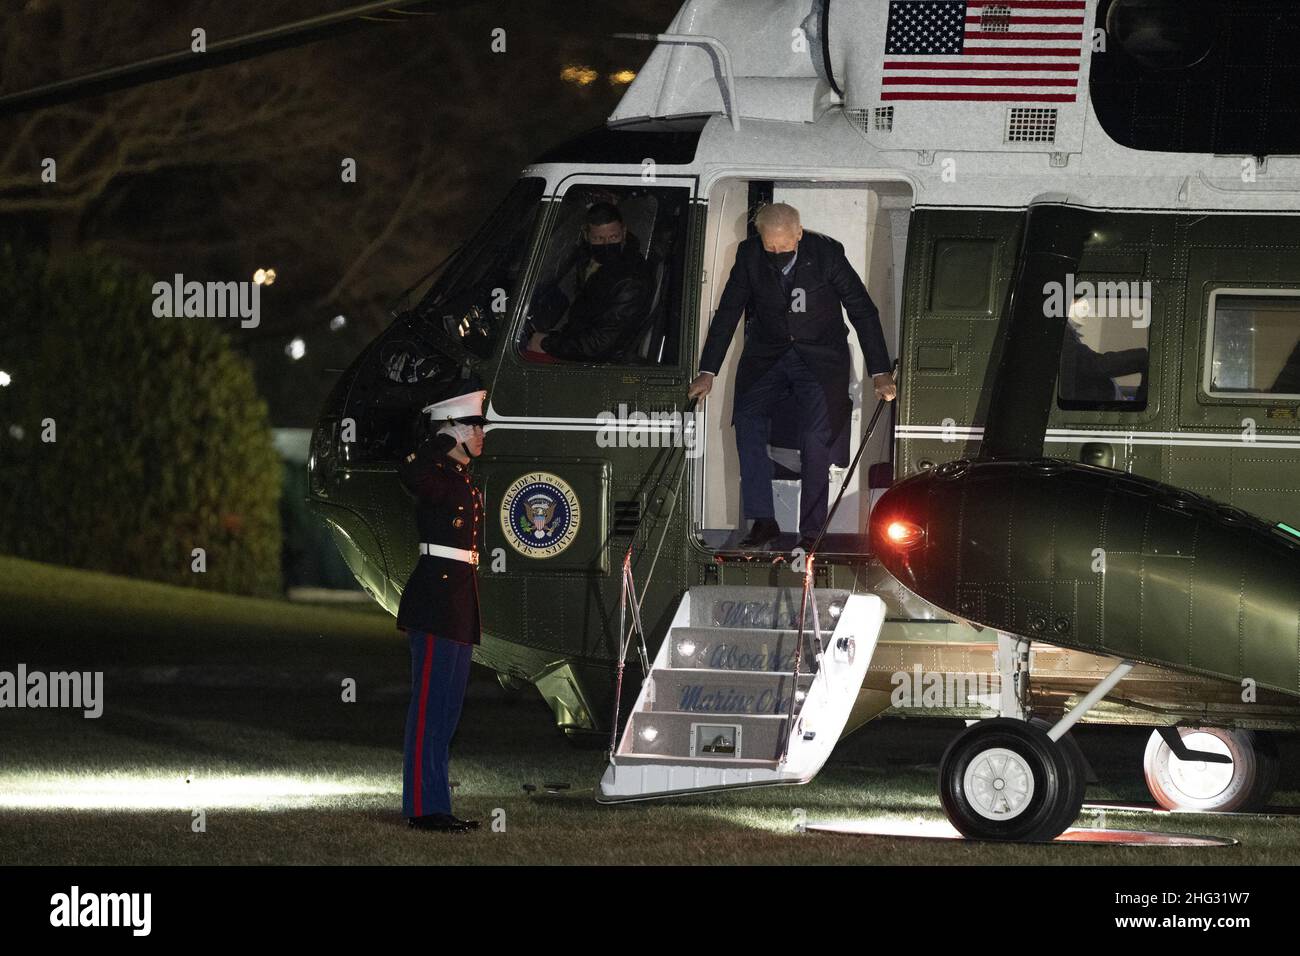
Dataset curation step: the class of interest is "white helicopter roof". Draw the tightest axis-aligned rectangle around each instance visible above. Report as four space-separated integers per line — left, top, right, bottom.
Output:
604 0 1300 214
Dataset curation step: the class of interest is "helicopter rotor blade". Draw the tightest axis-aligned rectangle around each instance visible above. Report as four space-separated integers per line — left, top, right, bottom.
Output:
0 0 452 119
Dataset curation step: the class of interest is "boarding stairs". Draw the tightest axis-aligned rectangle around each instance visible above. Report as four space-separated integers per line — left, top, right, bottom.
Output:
597 584 884 801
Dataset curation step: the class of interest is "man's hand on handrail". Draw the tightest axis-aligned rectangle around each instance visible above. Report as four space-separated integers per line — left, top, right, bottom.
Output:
687 370 714 400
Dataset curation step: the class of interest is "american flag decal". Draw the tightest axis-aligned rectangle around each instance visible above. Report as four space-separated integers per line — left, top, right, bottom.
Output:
882 0 1087 103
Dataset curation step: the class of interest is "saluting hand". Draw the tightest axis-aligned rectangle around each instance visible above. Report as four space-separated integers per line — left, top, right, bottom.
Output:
688 372 713 401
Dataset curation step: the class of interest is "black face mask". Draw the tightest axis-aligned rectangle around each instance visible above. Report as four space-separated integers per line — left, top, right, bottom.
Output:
588 241 622 266
765 248 796 270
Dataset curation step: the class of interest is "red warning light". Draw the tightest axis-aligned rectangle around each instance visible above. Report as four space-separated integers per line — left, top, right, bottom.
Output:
883 519 925 549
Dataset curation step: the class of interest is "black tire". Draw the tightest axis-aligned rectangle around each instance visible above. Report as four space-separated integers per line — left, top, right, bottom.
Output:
939 718 1075 842
1030 717 1087 835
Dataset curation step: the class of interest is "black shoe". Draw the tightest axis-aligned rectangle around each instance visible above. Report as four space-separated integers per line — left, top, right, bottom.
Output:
795 536 818 553
449 814 481 830
738 518 781 550
408 814 472 833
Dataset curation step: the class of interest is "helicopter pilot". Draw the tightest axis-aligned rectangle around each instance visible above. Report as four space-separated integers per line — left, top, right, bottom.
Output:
688 202 897 551
395 383 487 834
523 201 652 363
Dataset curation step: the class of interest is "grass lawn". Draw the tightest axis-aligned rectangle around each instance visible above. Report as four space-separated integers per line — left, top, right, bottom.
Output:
3 554 1300 865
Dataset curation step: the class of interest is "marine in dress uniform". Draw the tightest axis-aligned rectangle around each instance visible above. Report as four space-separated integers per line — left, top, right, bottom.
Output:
395 385 487 834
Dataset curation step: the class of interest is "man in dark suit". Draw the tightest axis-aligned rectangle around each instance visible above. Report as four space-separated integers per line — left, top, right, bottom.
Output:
395 384 487 833
688 202 896 550
524 201 651 362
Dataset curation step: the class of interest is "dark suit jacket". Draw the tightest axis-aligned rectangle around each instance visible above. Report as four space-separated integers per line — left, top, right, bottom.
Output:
539 235 651 361
394 432 482 645
697 231 891 437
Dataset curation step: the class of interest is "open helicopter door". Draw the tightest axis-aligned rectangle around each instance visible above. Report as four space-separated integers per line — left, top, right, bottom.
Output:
694 176 912 554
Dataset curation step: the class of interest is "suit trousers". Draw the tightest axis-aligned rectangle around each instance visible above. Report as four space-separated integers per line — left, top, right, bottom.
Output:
734 346 834 537
402 630 473 817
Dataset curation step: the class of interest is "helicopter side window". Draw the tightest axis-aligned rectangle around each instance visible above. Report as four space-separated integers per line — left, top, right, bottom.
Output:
1206 291 1300 399
518 183 689 366
1057 279 1151 411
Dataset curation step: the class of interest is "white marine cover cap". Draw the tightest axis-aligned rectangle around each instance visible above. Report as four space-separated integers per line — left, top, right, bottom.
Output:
422 388 487 424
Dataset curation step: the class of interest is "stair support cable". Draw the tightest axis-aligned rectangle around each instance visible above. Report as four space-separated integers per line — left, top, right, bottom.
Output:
607 398 699 763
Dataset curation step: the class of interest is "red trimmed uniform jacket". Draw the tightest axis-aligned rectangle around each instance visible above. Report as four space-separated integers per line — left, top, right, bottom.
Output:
395 433 483 645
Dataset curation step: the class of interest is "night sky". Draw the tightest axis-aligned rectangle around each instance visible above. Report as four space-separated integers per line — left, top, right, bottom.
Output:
0 0 680 425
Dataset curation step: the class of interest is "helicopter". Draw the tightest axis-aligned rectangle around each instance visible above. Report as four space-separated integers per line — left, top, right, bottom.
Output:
306 0 1300 840
15 0 1293 842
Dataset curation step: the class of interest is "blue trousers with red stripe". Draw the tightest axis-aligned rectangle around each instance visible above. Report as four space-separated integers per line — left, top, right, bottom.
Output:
402 631 473 818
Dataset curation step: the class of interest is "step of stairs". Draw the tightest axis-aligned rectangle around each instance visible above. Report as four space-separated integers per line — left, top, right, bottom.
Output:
688 585 850 633
622 710 793 763
665 626 819 672
645 667 814 715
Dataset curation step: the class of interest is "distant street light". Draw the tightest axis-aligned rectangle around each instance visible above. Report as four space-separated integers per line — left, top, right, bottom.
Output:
0 370 11 387
330 315 347 331
560 65 598 85
253 268 278 286
285 337 306 360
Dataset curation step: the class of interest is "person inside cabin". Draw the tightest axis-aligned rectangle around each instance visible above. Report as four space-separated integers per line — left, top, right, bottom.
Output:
1059 308 1149 403
523 201 652 363
687 201 896 552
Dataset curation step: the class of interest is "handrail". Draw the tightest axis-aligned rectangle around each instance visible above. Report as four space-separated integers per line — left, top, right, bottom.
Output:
780 362 899 762
607 397 700 762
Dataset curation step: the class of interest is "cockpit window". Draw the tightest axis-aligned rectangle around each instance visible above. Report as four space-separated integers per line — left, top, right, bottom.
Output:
412 176 546 359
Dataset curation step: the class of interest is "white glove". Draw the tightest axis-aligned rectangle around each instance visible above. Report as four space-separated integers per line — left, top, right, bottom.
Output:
436 421 477 446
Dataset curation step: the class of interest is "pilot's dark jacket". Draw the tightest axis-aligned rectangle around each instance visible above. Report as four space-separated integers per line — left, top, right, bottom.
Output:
395 432 482 645
698 230 891 439
539 233 651 362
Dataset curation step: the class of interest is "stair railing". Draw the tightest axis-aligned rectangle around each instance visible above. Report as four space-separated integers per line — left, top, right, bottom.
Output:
780 362 899 763
607 397 699 762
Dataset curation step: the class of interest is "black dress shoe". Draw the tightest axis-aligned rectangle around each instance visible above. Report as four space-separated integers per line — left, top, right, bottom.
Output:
737 518 781 550
449 814 481 830
408 814 472 833
795 536 818 553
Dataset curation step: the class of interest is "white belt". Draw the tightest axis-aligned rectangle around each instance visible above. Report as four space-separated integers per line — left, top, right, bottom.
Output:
419 543 479 566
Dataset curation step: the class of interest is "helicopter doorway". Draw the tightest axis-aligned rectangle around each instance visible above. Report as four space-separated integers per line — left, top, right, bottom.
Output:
694 177 911 553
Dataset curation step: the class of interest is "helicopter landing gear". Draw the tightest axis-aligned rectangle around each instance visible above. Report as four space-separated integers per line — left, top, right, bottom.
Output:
939 717 1084 841
939 652 1134 842
1143 727 1279 812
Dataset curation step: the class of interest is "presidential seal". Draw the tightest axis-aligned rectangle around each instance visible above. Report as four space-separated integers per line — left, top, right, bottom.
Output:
500 471 581 558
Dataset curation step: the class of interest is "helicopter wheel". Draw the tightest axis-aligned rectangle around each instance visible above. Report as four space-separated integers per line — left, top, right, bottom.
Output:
939 718 1083 842
1143 727 1279 812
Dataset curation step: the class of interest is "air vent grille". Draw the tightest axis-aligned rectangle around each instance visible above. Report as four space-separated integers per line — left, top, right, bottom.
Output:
1006 107 1058 143
613 499 641 536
